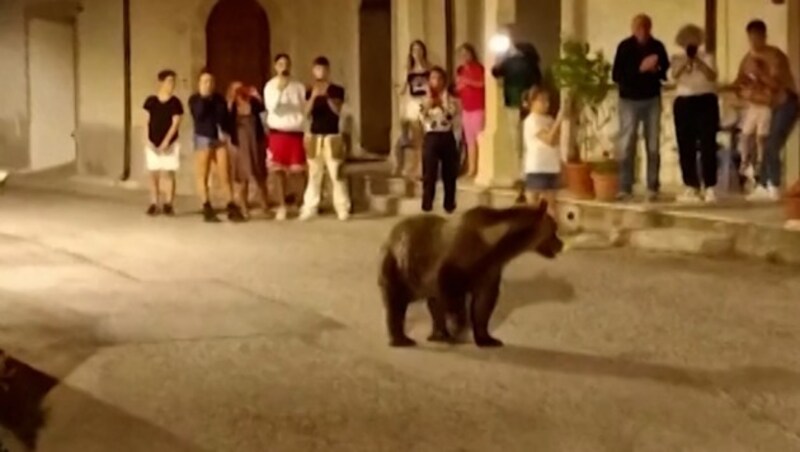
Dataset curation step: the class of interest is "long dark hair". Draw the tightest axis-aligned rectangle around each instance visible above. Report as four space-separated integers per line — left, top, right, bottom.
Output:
428 66 451 95
407 40 429 72
458 43 480 64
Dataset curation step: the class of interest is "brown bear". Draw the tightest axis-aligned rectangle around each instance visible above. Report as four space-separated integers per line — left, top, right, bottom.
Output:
378 202 563 348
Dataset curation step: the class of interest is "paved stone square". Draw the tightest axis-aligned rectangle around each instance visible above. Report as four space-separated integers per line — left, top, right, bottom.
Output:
1 186 800 451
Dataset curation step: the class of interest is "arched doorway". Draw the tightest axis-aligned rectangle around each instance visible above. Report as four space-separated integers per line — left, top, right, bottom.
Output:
359 0 392 155
206 0 270 93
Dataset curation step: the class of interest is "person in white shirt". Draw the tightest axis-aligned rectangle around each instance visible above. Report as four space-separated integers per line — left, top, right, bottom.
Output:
670 24 720 204
263 53 307 221
522 87 565 216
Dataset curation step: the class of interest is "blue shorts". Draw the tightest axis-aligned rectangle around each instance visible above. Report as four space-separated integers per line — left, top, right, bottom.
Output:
193 135 223 151
525 173 560 191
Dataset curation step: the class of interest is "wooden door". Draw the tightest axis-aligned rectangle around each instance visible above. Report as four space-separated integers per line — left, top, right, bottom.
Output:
359 0 392 155
206 0 270 93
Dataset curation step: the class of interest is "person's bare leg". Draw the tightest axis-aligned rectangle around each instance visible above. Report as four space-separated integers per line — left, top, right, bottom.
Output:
148 171 161 206
214 146 234 204
542 190 558 217
526 190 542 206
756 135 768 181
467 143 478 178
257 179 270 214
194 149 211 206
408 122 423 180
272 170 288 220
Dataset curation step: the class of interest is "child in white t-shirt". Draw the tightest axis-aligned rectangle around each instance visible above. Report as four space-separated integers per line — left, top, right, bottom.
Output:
521 87 566 215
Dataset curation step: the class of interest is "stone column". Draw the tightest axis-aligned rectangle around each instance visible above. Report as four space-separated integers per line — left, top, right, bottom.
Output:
475 0 519 188
785 0 800 185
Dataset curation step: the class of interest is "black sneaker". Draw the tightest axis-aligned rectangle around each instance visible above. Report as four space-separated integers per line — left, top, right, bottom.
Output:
202 203 220 223
146 204 160 216
163 204 175 217
227 203 246 223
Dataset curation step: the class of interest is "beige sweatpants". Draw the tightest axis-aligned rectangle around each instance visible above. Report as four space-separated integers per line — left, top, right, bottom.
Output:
301 134 351 217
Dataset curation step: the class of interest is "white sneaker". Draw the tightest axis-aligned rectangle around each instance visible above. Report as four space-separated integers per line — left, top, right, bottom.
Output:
299 209 318 222
676 188 703 204
746 185 776 202
336 211 350 222
275 206 288 221
703 188 717 204
767 185 781 201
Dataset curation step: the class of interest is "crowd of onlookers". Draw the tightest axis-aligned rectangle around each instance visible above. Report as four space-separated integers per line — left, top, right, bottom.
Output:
139 13 798 223
615 15 797 205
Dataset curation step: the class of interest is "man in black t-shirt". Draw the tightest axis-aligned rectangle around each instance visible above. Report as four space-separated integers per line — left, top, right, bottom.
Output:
143 69 184 216
299 56 351 221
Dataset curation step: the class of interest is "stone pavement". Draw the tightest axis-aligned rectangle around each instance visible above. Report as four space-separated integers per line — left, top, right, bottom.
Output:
1 183 800 451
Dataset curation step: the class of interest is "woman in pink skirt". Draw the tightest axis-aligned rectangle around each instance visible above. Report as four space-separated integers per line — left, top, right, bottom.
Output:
455 43 486 179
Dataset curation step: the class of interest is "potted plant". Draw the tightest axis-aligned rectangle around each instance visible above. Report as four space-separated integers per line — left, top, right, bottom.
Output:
590 153 620 201
551 39 614 199
785 181 800 221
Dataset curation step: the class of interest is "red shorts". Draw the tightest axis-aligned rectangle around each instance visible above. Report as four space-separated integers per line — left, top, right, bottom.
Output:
267 130 306 172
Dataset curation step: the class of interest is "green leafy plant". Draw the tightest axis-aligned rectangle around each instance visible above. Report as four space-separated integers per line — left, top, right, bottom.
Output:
551 39 614 162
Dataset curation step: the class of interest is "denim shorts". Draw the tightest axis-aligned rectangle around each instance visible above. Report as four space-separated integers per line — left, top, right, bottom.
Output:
525 173 561 191
193 135 223 151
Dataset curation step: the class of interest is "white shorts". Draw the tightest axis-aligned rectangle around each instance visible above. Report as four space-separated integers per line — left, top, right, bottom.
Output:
403 97 424 122
740 105 772 137
145 142 180 172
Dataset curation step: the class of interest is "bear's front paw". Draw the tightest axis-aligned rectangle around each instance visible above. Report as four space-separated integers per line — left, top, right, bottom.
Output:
475 336 504 348
389 336 417 347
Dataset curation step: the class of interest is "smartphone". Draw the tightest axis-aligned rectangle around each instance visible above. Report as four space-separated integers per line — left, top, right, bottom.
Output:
686 45 698 58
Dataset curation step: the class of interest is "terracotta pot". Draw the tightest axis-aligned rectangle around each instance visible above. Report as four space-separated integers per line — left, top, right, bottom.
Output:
564 162 595 199
784 196 800 220
591 172 620 202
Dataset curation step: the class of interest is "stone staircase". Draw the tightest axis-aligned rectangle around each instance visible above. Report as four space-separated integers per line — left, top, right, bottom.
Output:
355 168 800 266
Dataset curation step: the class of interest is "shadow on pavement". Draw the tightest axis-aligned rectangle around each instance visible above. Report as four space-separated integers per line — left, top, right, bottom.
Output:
0 351 57 450
0 349 206 452
448 345 800 395
493 273 577 328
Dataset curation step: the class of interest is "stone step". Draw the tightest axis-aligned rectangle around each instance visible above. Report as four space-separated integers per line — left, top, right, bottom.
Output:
628 228 736 257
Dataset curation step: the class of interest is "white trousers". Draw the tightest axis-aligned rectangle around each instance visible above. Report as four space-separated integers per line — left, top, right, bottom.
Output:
302 134 351 216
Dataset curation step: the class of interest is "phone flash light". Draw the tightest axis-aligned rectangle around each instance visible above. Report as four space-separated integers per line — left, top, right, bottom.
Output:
489 34 511 54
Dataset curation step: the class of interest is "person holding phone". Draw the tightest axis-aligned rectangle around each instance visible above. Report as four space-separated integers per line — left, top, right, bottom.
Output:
263 53 307 221
670 24 719 204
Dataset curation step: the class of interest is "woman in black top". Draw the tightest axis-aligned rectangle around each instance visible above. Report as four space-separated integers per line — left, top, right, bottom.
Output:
188 71 243 223
395 40 431 180
226 81 268 218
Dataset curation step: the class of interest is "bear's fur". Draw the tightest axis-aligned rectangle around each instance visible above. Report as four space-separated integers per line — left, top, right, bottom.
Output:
378 202 563 347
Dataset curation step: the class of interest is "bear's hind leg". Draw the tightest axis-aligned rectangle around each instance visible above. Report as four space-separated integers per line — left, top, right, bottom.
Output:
380 255 416 347
471 275 504 348
426 298 452 343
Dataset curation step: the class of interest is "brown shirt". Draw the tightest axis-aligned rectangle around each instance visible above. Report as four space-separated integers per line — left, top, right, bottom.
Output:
738 46 796 105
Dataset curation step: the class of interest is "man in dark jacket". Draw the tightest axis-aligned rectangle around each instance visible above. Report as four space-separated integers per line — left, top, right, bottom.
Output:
612 14 669 201
491 27 543 175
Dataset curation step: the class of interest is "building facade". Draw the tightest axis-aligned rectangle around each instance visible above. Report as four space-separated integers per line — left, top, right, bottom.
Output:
1 0 798 193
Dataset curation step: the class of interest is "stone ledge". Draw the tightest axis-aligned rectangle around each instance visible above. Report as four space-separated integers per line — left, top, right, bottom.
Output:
628 228 735 258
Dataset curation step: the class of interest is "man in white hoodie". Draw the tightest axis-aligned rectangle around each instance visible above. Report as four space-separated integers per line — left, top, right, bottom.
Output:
264 53 307 221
